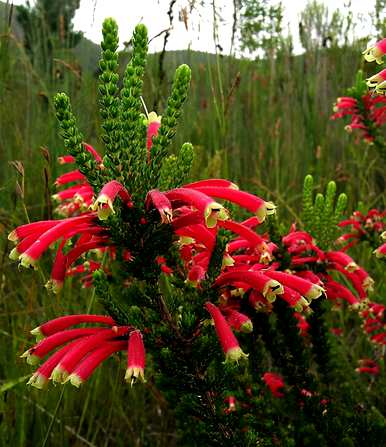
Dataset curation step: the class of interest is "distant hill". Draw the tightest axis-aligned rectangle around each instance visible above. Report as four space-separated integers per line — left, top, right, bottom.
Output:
0 1 225 75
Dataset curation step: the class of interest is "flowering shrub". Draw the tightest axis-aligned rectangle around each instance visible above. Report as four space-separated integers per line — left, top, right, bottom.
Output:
10 20 386 445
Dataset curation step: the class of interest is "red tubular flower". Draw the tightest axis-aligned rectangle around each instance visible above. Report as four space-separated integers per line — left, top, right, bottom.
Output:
205 302 248 363
214 270 283 302
326 251 358 273
55 170 86 186
323 278 359 306
8 220 64 243
125 330 146 385
92 180 131 220
363 38 386 64
280 286 309 312
51 326 129 382
224 395 237 414
184 179 239 189
248 290 271 312
327 262 367 300
165 187 228 228
374 242 386 258
217 219 267 252
27 339 80 389
30 314 116 340
20 328 105 365
146 189 173 224
46 236 110 293
83 142 103 162
293 313 310 336
67 340 127 387
264 271 324 302
262 372 285 398
189 186 276 223
176 224 215 251
17 213 97 269
355 359 380 375
58 155 76 164
367 68 386 94
223 308 253 333
146 111 161 160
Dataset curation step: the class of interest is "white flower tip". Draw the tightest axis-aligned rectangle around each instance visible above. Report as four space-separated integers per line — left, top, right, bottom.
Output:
8 230 18 242
27 373 48 390
67 374 83 388
51 366 68 383
9 247 20 260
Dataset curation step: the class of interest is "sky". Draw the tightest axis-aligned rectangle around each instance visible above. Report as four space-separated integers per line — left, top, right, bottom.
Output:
11 0 377 54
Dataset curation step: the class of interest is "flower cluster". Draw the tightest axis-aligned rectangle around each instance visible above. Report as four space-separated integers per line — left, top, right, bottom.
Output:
359 301 386 346
363 38 386 94
337 209 385 255
330 94 386 143
22 315 145 389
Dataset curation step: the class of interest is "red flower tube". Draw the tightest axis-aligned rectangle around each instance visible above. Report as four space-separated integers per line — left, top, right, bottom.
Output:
363 38 386 64
31 314 116 340
262 372 285 398
264 270 324 302
27 339 80 389
51 326 130 382
205 302 248 363
20 328 105 365
125 330 146 385
18 213 97 269
67 340 127 387
190 186 276 223
165 187 228 228
214 270 284 303
92 180 131 220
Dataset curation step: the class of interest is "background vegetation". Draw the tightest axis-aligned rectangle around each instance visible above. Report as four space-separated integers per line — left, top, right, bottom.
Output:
0 0 385 445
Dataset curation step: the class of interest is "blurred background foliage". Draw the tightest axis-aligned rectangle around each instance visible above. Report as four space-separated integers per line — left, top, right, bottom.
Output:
0 0 385 445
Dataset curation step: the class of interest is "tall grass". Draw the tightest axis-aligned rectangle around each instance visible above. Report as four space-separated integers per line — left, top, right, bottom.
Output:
0 1 384 445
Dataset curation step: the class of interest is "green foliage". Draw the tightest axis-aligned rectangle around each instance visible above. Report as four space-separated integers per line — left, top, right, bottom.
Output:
119 24 148 188
302 174 347 249
99 17 121 177
1 4 386 446
54 92 103 190
16 0 82 75
149 64 192 188
158 142 195 190
239 0 284 55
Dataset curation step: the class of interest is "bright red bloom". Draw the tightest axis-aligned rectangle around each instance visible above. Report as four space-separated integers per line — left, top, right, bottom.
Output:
125 330 146 385
205 302 248 363
146 111 161 160
262 372 285 398
294 313 310 336
223 308 253 333
30 314 115 340
214 270 284 303
146 189 173 224
68 340 127 387
363 38 386 64
189 186 276 223
374 242 386 258
92 180 131 220
355 359 380 375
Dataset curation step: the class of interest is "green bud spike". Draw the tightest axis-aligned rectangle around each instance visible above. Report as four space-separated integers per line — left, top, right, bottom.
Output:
302 174 314 232
312 193 324 239
319 181 336 249
120 24 148 184
149 64 192 186
99 18 121 178
54 92 103 190
157 142 194 190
